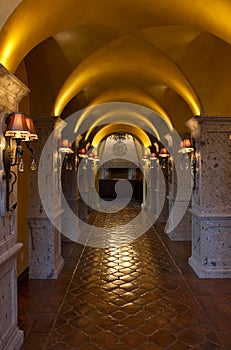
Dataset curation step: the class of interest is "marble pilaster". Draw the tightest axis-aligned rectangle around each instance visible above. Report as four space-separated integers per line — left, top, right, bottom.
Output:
28 117 64 279
189 116 231 278
77 156 89 221
148 157 161 216
157 162 169 224
0 64 29 350
141 159 149 209
167 162 192 241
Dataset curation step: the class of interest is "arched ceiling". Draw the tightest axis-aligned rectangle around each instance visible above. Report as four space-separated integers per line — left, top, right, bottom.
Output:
84 110 160 142
91 123 152 148
1 0 231 136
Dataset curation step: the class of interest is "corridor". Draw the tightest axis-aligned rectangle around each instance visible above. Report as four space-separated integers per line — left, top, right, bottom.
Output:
19 203 231 350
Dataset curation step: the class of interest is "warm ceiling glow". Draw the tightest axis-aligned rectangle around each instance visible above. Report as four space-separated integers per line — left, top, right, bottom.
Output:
52 37 202 117
2 0 231 73
79 87 173 131
84 110 160 141
92 123 151 148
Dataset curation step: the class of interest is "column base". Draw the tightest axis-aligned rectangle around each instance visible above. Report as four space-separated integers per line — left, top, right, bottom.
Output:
167 200 192 241
190 211 231 278
4 328 23 350
189 256 231 278
29 255 64 280
168 230 191 241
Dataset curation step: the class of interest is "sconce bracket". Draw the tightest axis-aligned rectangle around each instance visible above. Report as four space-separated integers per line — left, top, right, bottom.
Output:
0 112 6 216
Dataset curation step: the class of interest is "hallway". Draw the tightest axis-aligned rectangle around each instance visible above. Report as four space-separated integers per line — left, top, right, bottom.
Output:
19 203 231 350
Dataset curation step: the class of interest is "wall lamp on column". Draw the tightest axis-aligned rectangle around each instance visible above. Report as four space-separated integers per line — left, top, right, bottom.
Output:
178 138 196 189
159 147 169 169
59 139 74 171
3 112 38 211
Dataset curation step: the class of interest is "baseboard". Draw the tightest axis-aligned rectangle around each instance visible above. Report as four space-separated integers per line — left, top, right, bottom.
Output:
17 267 29 290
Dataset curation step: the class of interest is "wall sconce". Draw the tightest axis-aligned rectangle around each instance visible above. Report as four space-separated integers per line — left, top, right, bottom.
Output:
59 139 74 171
159 147 169 169
149 153 157 160
78 148 87 158
94 155 100 162
3 112 38 211
88 152 95 161
179 138 197 189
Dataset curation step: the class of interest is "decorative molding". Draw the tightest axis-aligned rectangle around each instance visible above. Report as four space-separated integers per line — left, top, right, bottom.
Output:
0 64 29 111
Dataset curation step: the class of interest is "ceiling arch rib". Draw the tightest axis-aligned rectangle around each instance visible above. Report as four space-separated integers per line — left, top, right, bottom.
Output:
74 87 173 134
2 0 231 73
53 35 202 117
91 123 151 148
84 110 160 142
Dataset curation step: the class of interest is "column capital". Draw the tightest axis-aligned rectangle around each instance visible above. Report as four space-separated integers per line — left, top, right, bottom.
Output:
0 64 29 111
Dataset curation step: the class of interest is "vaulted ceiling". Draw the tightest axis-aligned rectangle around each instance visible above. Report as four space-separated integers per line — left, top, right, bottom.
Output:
1 0 231 135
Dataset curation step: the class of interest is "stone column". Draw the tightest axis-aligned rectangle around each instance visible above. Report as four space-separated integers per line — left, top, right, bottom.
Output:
141 158 149 209
157 160 169 224
77 155 89 221
88 157 99 212
0 64 28 350
28 117 64 279
148 156 158 212
61 144 78 241
189 116 231 278
167 160 192 241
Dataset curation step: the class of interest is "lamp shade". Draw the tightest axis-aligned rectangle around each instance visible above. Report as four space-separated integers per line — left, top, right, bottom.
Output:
79 148 87 158
159 147 169 157
150 153 157 159
183 139 194 152
142 154 149 161
59 139 73 153
25 117 38 140
5 112 31 139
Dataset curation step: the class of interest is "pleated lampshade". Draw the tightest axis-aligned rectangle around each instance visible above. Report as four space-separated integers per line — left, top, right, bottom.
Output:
5 112 31 139
25 116 38 140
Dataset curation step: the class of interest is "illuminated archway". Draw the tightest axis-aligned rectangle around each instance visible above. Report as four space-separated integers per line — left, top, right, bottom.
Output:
84 110 160 142
92 123 152 148
75 87 173 133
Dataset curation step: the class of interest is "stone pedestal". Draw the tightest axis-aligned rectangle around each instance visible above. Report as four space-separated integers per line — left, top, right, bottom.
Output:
77 156 89 221
28 218 63 279
157 164 169 224
167 164 192 241
168 198 192 240
28 117 64 279
88 158 99 212
189 116 231 278
142 159 149 209
0 64 29 350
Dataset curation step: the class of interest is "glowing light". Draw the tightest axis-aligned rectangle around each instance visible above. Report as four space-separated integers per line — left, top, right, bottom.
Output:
74 88 173 133
84 110 160 141
92 123 151 148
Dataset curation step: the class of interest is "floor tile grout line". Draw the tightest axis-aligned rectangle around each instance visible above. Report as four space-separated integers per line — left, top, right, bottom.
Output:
152 220 228 350
42 212 99 350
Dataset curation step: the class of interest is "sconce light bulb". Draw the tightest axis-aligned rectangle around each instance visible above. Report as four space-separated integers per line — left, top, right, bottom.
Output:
18 158 25 172
30 158 37 171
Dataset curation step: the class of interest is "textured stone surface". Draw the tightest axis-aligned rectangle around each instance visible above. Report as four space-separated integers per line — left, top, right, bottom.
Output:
167 163 192 241
189 116 231 278
28 117 64 279
28 218 64 279
0 64 29 350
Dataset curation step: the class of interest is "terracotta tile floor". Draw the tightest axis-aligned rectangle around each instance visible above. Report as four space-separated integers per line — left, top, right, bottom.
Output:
19 203 231 349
